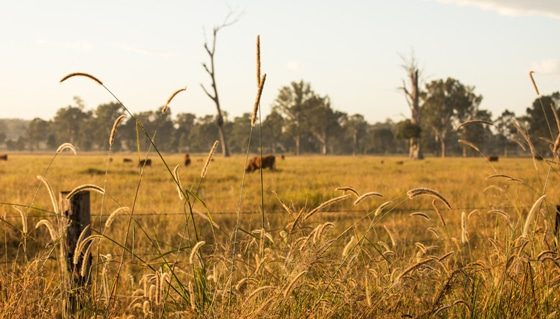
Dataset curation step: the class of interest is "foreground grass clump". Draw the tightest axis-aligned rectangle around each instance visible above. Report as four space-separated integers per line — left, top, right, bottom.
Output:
1 154 560 318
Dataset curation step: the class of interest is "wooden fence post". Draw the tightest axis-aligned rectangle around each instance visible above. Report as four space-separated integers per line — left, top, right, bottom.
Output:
60 191 91 315
555 205 560 240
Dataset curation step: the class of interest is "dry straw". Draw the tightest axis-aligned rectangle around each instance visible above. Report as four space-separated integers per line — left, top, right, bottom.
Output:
173 164 184 200
189 241 206 265
109 114 126 146
283 271 307 297
55 142 77 155
251 74 267 127
104 207 131 229
335 186 359 197
486 174 522 183
374 201 392 216
256 35 261 86
407 187 451 209
65 184 105 199
353 191 383 206
13 206 27 235
201 140 219 178
36 176 59 215
60 72 103 86
461 211 468 244
35 219 58 241
458 139 481 153
529 71 540 95
303 194 352 220
521 194 547 238
163 87 187 113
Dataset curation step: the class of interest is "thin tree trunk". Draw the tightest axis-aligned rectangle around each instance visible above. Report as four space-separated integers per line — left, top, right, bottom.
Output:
441 139 446 158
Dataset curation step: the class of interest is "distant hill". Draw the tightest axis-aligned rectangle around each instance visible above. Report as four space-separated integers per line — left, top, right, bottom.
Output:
0 119 29 140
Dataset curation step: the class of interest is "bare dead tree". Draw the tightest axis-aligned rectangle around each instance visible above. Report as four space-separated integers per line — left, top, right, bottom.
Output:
200 14 238 157
400 54 424 160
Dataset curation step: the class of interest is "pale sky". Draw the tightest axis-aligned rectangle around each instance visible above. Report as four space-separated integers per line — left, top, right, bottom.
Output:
1 0 559 123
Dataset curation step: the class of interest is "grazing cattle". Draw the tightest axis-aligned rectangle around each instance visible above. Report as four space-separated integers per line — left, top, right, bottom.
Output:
487 156 499 162
138 159 152 167
534 155 544 161
123 158 133 163
245 155 275 173
0 154 7 161
395 160 404 165
280 154 285 160
184 153 191 166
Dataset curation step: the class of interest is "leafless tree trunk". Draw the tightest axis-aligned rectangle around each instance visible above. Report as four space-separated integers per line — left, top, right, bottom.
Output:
401 55 424 160
201 16 238 157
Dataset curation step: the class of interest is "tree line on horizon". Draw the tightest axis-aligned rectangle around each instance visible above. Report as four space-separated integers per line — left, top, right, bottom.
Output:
0 80 558 157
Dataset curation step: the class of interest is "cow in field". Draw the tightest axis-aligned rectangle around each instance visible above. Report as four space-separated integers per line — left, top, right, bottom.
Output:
184 153 191 166
487 156 499 162
534 155 544 161
139 159 152 167
0 154 7 161
245 155 275 173
123 158 133 163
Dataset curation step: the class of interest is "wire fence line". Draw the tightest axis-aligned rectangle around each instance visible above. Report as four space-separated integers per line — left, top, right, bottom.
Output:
0 204 536 220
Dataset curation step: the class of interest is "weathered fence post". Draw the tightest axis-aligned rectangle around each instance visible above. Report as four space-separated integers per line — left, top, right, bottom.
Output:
555 205 560 240
60 191 91 316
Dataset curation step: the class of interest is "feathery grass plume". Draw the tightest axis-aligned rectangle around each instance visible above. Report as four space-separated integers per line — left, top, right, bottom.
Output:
383 225 396 247
335 186 359 197
529 71 540 95
35 219 58 241
73 225 91 264
486 174 522 183
189 241 206 265
461 211 468 244
73 235 102 265
303 194 352 221
514 120 539 169
315 222 335 243
56 142 77 155
374 201 392 216
173 164 184 200
256 35 261 86
407 187 451 209
13 206 27 235
36 175 59 215
353 191 383 206
431 199 447 227
364 273 372 307
104 207 130 229
342 236 358 258
521 194 547 238
393 258 433 284
201 140 219 179
410 212 430 221
483 185 504 193
458 139 481 153
456 120 493 130
109 114 126 146
246 286 276 302
163 87 187 113
79 241 94 277
251 73 267 127
553 134 560 156
66 184 105 199
283 270 307 297
60 72 103 85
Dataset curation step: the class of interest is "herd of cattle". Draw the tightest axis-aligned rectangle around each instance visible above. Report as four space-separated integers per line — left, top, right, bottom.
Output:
0 153 547 166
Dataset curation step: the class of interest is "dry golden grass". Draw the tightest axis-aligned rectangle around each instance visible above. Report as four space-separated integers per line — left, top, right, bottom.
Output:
1 154 560 318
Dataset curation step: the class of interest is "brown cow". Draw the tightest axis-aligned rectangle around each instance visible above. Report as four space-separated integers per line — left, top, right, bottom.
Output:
184 153 191 166
123 158 133 163
138 159 152 167
0 154 7 161
487 156 499 162
246 155 275 173
534 155 544 161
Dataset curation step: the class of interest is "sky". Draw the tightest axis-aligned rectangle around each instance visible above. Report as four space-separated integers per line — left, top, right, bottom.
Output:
0 0 559 123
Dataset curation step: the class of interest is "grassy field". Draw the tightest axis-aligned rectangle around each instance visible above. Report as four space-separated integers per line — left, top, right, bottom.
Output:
1 153 560 318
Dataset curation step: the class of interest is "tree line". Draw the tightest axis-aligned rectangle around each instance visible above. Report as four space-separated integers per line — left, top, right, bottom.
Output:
0 81 558 157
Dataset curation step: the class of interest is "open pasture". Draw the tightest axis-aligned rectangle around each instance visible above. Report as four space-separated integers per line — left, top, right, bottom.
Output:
1 154 560 318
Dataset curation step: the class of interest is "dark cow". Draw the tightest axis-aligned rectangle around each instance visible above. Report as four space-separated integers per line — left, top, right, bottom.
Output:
184 153 191 166
0 154 7 161
245 155 275 173
123 158 133 163
534 155 544 161
487 156 499 162
139 159 152 167
280 154 285 160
